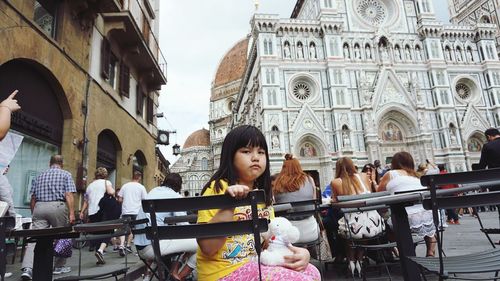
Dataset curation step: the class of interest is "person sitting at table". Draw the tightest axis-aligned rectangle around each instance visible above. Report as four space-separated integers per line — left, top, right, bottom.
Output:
273 153 319 244
134 173 197 281
331 157 382 277
377 151 437 257
361 163 380 192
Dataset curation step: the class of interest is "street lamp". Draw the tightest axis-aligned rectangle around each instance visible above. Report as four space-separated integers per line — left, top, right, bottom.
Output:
172 144 181 156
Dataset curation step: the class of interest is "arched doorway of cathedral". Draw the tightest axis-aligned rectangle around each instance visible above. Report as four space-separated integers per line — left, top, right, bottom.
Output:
295 134 331 189
465 131 486 168
377 110 423 165
97 129 122 186
0 59 71 217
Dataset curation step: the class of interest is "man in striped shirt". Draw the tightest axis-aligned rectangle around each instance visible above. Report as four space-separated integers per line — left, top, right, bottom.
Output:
21 155 77 280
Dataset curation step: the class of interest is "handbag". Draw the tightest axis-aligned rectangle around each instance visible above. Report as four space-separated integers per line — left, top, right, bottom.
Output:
317 218 333 260
338 210 385 239
54 239 73 258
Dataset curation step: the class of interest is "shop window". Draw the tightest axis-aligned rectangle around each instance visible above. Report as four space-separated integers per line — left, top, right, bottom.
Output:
34 0 58 38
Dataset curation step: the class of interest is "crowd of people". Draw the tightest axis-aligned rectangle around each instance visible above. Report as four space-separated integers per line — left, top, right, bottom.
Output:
3 87 500 281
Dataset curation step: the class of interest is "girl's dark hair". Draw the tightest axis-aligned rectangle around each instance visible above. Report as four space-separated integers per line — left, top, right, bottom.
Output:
201 125 272 206
391 151 418 177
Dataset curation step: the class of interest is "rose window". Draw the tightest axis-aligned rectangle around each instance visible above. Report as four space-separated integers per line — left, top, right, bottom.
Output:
356 0 387 26
456 83 471 100
293 82 311 100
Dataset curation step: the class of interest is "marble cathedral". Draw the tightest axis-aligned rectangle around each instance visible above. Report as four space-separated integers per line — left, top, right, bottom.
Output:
176 0 500 192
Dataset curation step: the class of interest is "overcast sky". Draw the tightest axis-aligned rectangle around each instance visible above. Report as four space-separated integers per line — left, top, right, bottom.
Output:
157 1 450 164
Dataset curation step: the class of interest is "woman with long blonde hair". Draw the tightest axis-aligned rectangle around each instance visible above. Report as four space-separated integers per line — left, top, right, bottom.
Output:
274 154 319 244
332 157 384 277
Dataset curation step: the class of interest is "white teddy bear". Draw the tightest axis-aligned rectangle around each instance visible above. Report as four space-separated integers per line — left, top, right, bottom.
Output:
260 217 301 266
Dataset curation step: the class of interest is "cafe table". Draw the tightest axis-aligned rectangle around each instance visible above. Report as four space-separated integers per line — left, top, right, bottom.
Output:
330 184 483 281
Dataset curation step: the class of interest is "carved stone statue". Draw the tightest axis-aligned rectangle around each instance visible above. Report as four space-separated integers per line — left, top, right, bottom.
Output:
342 131 350 147
365 46 372 59
405 47 411 61
456 49 462 62
309 43 317 59
297 42 304 59
343 45 350 59
381 46 389 61
415 48 422 61
466 48 473 62
283 42 291 58
272 134 280 149
354 45 361 60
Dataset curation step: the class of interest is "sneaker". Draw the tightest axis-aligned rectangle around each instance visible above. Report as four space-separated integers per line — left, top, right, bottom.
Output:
21 268 32 280
53 266 71 275
125 246 133 253
112 246 120 252
4 272 12 278
119 246 126 257
143 275 151 281
95 250 106 265
454 220 460 225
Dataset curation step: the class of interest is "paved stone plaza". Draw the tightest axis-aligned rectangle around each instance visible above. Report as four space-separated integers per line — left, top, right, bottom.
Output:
4 210 499 280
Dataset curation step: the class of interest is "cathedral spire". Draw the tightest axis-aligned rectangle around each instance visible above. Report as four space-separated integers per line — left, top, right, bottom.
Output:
254 0 260 12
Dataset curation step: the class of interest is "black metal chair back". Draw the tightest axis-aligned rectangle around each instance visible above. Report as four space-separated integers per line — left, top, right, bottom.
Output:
419 168 500 279
141 190 269 281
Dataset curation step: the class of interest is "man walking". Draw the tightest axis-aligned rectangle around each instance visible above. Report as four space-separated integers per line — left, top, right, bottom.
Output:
117 170 147 256
478 128 500 169
21 155 76 280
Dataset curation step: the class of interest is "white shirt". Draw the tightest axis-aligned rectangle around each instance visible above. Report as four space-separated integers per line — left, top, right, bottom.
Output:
134 186 186 247
118 181 147 215
85 179 112 216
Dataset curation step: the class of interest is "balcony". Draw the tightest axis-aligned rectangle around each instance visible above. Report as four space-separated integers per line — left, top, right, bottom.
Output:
70 0 167 90
102 11 167 90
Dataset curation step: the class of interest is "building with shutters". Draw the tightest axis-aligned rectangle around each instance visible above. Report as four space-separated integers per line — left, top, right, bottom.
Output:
0 0 166 215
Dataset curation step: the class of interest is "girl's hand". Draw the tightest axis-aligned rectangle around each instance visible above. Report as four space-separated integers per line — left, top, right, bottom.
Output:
283 245 310 272
225 184 250 199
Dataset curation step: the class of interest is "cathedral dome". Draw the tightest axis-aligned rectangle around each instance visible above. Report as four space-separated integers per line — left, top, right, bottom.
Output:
183 128 210 149
212 37 249 89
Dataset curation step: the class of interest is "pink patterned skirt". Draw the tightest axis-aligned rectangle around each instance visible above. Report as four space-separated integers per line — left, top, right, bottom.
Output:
219 262 321 281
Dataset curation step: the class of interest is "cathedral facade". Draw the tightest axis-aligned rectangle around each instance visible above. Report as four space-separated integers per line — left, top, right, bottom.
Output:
231 0 500 187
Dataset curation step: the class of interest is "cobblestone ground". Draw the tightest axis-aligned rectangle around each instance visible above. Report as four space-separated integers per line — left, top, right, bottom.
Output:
5 210 499 280
321 210 499 281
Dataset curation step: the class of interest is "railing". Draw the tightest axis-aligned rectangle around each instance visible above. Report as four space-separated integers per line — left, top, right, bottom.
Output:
125 0 168 81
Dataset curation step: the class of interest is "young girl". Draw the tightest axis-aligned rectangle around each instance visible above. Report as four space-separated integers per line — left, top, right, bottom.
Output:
196 125 320 281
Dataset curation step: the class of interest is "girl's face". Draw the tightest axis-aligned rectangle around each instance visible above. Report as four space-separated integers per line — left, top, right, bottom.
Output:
233 145 267 187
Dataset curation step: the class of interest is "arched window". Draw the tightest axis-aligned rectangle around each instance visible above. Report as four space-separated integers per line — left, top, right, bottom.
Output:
268 39 273 55
480 15 491 23
265 69 271 84
201 157 208 170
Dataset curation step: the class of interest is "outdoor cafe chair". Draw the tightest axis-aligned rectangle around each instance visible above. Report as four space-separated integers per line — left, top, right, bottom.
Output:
336 192 397 280
274 199 325 277
408 168 500 280
142 190 269 281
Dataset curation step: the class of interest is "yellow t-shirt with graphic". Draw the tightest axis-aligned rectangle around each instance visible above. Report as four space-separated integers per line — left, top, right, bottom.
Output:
196 180 274 281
